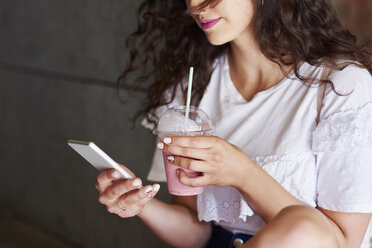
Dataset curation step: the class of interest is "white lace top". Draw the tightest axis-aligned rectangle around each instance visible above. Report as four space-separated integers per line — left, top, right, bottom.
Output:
142 54 372 235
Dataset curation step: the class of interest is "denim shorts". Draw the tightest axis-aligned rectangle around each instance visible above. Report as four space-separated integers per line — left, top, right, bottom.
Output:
207 224 253 248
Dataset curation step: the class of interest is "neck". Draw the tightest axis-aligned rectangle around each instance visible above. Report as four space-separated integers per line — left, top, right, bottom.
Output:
227 32 292 100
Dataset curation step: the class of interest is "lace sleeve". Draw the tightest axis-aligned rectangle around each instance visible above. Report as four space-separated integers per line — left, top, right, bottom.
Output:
315 146 372 212
313 66 372 213
312 102 372 153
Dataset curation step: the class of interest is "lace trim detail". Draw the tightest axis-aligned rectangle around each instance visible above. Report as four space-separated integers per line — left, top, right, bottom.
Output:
197 186 254 223
197 152 317 224
312 102 372 153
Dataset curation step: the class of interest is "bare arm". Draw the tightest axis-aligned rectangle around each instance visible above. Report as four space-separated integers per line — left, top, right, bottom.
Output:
96 166 211 248
238 165 371 247
319 208 372 248
236 162 304 222
138 195 211 248
159 136 372 247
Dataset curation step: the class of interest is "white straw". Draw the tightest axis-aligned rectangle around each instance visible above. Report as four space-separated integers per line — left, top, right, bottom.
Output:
185 67 194 122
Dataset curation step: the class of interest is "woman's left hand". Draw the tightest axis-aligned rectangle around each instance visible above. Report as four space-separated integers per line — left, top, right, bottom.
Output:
157 136 254 189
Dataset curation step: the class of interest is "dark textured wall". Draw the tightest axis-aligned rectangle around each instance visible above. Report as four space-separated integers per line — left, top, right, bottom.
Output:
0 1 171 247
334 0 372 42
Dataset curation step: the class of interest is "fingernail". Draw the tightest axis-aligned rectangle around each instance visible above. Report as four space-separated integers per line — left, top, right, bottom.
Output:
167 155 175 162
145 187 153 194
112 171 120 178
157 142 164 149
154 184 160 192
132 179 141 187
163 137 172 144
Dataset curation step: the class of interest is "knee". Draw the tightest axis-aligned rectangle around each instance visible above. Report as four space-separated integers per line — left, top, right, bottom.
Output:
258 205 338 248
280 205 333 245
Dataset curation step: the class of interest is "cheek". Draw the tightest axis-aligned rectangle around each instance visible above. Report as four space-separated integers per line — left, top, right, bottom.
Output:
212 8 254 44
231 4 254 29
203 18 251 45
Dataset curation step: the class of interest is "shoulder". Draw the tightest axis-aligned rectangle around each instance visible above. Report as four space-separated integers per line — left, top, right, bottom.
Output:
321 64 372 120
313 64 372 153
328 64 371 96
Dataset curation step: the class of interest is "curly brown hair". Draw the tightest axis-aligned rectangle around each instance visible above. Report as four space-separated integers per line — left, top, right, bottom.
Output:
117 0 372 127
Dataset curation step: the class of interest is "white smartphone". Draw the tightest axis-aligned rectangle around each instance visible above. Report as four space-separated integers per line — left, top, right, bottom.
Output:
67 139 132 179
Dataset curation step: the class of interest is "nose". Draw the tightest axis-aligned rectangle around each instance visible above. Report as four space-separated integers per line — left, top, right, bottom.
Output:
186 0 207 9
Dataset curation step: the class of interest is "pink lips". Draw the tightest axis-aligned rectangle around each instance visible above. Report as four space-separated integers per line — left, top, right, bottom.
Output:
200 18 222 30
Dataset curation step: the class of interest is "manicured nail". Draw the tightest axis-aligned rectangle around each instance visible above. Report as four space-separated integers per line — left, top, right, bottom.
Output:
163 137 172 144
157 142 164 149
145 187 153 194
167 156 175 162
154 184 160 192
112 171 120 178
132 179 141 187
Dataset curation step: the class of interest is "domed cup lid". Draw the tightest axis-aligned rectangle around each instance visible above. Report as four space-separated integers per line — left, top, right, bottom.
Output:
156 106 213 136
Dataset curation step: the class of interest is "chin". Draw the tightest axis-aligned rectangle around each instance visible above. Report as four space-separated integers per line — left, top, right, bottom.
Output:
205 34 230 46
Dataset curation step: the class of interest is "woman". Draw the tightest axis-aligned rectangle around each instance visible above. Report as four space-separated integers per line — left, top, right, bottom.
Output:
95 0 372 247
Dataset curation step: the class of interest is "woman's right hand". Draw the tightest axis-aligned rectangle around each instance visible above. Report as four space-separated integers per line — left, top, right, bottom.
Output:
95 165 160 218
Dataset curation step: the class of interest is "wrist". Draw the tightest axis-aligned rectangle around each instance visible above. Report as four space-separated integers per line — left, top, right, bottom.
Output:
233 158 258 192
137 198 156 220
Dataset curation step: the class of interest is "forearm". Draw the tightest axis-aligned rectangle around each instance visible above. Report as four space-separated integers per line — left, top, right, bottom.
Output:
138 197 212 248
237 161 305 223
238 164 371 247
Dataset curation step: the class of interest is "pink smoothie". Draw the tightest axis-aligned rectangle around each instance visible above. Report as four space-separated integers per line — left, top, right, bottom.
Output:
157 105 214 196
162 151 203 196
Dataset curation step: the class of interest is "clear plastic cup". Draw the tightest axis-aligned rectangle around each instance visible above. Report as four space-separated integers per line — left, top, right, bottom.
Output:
157 105 214 196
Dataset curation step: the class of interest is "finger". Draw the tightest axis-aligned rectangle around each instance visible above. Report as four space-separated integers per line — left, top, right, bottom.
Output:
178 170 209 188
122 184 160 206
98 177 143 204
162 136 217 149
117 163 136 178
167 156 212 173
116 184 160 217
96 169 122 193
165 145 210 161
